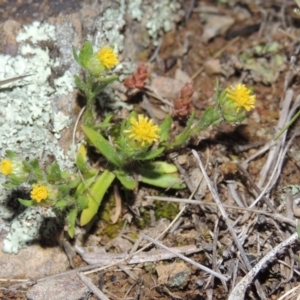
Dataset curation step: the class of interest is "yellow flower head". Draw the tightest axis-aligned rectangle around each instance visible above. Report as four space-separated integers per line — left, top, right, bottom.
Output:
31 183 49 203
97 46 119 70
226 83 256 112
124 115 160 146
0 159 13 175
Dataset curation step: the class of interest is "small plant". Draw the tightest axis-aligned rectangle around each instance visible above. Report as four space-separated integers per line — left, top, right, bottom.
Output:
0 40 257 244
72 41 119 127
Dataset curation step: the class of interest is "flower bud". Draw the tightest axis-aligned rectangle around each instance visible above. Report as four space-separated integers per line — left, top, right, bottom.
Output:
86 46 119 77
219 83 256 123
0 158 29 182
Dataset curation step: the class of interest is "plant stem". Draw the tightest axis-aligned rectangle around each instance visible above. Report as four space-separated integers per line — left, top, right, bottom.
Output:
273 109 300 141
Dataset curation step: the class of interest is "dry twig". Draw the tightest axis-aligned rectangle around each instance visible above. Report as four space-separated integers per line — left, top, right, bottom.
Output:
75 244 202 266
228 232 299 300
78 272 110 300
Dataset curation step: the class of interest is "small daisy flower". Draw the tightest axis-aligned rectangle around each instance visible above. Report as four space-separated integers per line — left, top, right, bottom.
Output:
85 46 119 77
124 115 160 147
30 183 58 207
31 183 49 203
0 159 13 175
0 158 28 180
97 46 119 70
226 83 256 112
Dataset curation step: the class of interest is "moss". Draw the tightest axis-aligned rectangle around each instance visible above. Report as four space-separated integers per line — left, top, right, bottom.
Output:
95 193 125 238
103 222 124 239
133 207 151 229
154 200 179 220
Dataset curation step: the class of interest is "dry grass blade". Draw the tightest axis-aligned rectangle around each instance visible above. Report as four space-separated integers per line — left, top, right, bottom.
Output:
277 283 300 300
0 74 33 86
249 115 300 210
228 232 299 300
192 150 267 299
145 196 296 227
140 233 229 282
258 89 294 188
75 244 202 266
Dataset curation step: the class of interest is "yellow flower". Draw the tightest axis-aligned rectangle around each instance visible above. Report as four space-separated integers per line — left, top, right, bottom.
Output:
0 159 13 175
0 158 27 179
124 115 160 146
226 83 256 112
97 46 119 70
31 183 49 203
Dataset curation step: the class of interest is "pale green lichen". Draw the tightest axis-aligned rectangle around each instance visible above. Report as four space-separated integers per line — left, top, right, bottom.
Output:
16 21 56 44
93 0 126 53
0 21 78 253
2 207 57 254
127 0 182 46
0 21 75 166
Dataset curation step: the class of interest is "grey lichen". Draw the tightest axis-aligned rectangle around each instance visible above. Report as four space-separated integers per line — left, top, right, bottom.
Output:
128 0 182 45
0 21 77 253
93 0 126 53
0 21 75 166
2 206 56 254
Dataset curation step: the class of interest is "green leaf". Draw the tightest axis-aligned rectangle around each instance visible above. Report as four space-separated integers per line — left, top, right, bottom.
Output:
5 150 17 159
46 163 62 182
76 153 88 174
80 170 115 226
74 75 89 95
18 199 35 207
55 199 69 209
74 175 97 198
96 113 113 130
22 159 43 179
79 41 94 68
9 174 27 185
169 111 196 149
83 126 122 168
72 46 81 65
159 115 172 143
69 177 81 189
3 183 18 189
92 81 110 97
97 75 119 83
58 184 70 198
76 195 89 210
134 147 165 160
114 170 137 189
138 161 178 174
67 207 78 238
139 172 186 190
191 107 220 134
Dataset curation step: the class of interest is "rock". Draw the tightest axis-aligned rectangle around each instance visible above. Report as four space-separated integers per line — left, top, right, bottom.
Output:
0 242 69 279
156 261 191 288
26 273 89 300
